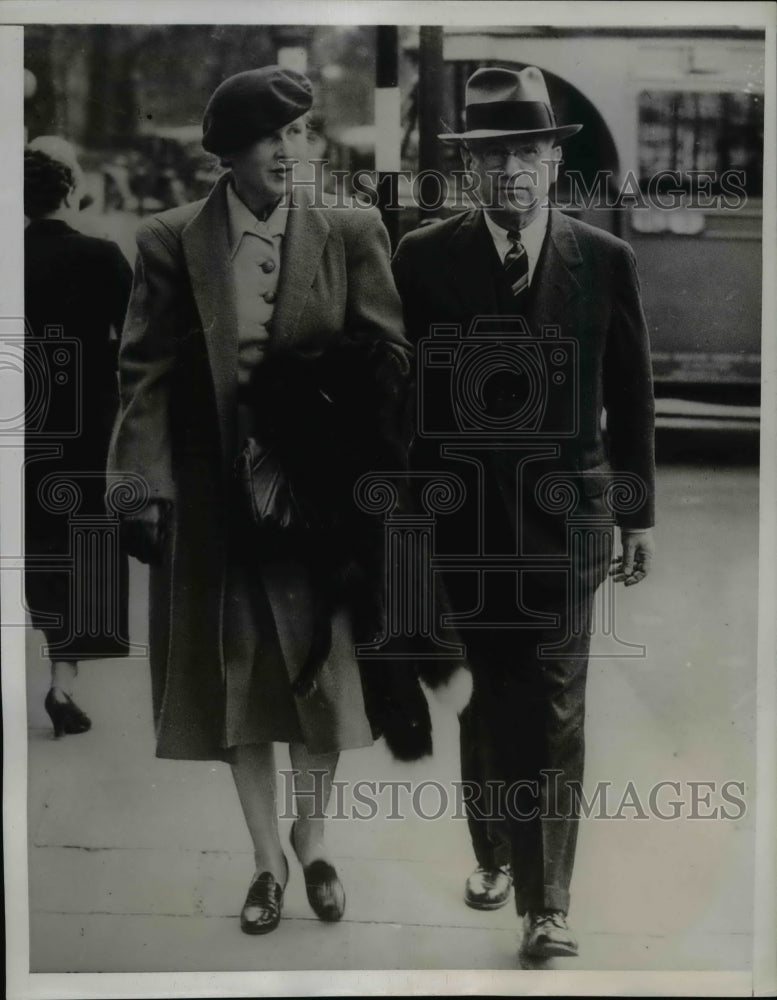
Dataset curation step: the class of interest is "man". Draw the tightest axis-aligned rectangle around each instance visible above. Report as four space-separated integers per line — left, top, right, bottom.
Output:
392 66 655 960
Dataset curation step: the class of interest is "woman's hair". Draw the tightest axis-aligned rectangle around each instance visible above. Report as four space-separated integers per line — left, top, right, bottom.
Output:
24 148 75 220
218 111 315 168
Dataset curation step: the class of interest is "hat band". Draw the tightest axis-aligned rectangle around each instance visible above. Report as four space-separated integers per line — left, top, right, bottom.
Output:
465 101 556 132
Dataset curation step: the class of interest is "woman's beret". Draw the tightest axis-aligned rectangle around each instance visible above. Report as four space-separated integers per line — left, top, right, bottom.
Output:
202 65 313 156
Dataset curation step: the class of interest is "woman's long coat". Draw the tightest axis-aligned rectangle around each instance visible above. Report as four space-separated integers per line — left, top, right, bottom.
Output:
25 219 133 658
108 174 409 760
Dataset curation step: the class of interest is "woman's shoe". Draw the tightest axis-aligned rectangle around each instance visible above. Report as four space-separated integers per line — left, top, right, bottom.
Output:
290 820 345 922
44 689 91 738
240 855 289 935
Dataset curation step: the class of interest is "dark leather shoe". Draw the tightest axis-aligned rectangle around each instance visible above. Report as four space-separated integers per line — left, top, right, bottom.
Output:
464 864 512 910
521 910 579 958
290 820 345 922
240 858 288 935
301 859 345 922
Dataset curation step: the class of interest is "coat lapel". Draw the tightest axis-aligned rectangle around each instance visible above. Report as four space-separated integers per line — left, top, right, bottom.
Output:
180 180 332 471
447 210 500 319
446 209 584 330
528 209 583 332
182 174 238 471
270 188 330 343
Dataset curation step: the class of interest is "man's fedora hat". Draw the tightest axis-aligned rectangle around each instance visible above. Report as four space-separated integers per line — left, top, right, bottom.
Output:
202 65 313 156
438 66 582 142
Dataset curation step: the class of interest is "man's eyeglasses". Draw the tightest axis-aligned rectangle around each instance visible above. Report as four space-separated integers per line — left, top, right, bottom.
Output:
467 141 552 166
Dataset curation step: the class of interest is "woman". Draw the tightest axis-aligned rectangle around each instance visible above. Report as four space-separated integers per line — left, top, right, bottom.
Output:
24 140 133 736
109 67 413 934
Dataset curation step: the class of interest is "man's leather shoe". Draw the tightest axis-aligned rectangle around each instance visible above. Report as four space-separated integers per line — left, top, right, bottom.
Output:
464 864 512 910
520 910 578 958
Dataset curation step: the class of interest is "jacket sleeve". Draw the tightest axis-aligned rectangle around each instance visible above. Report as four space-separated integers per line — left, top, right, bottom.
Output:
107 221 182 505
391 231 426 346
602 244 656 529
106 241 134 342
103 240 134 374
344 207 411 365
345 209 414 453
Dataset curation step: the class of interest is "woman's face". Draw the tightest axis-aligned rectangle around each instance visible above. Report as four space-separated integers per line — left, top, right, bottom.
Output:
229 116 309 208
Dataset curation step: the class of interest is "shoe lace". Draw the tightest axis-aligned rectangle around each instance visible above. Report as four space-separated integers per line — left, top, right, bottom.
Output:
477 863 512 877
531 910 567 930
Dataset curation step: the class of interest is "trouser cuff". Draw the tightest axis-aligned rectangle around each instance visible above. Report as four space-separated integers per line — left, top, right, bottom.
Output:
474 839 511 870
514 884 570 916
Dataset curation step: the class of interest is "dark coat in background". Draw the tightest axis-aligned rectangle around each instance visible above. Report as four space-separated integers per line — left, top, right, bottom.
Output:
109 176 454 762
24 218 133 659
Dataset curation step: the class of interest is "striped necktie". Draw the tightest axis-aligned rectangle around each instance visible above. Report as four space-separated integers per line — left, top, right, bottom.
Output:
504 229 529 299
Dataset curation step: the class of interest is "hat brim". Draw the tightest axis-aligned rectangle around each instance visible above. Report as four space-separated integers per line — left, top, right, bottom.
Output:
438 123 583 143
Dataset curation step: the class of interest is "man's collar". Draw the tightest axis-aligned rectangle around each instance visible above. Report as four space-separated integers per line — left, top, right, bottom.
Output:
482 206 549 258
225 177 288 257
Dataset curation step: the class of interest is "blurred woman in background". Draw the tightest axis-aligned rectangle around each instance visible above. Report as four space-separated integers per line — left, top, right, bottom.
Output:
24 140 133 736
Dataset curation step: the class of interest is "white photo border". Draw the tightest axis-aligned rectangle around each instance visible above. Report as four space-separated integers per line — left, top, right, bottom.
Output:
3 3 776 998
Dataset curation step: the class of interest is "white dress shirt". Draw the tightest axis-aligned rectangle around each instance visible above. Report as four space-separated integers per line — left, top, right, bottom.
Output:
482 207 549 285
225 179 288 386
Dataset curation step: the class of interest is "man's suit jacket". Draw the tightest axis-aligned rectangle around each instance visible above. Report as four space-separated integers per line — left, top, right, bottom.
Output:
108 175 408 759
392 208 655 607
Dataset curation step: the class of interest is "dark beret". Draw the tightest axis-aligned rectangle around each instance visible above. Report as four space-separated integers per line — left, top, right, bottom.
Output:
202 65 313 156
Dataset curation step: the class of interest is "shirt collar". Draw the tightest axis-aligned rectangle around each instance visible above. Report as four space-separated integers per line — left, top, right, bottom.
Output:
482 206 549 266
225 177 288 258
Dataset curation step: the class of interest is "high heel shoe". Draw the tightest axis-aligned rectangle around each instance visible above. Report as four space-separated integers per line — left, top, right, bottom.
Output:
44 689 91 738
240 855 288 935
290 819 345 922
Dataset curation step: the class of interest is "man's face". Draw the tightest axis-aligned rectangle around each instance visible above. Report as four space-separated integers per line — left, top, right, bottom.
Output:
462 136 561 229
228 115 309 207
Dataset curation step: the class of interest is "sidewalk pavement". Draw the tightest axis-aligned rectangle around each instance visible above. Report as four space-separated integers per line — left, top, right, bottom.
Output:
25 466 757 973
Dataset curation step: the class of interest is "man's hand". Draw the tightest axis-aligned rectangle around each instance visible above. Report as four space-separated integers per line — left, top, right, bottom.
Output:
120 499 171 566
610 528 655 587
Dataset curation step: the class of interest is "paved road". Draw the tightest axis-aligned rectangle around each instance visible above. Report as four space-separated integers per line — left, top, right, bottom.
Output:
21 461 759 978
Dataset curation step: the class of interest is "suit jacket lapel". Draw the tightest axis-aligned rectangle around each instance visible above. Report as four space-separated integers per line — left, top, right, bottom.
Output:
447 210 500 319
182 173 238 472
271 188 330 343
528 209 583 331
